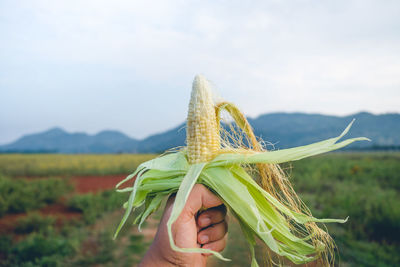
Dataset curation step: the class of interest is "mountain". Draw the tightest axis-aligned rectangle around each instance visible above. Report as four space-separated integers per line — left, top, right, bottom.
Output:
0 127 139 153
248 112 400 149
137 124 186 153
0 112 399 153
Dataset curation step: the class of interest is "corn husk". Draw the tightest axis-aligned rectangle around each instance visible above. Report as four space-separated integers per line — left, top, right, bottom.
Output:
114 75 369 266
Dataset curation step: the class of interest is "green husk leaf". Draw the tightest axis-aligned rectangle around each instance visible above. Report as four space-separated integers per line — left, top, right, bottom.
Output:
235 211 260 267
210 120 369 167
138 193 166 231
201 167 318 263
231 165 348 225
201 167 280 254
140 150 189 172
115 167 144 189
114 167 147 239
116 150 188 190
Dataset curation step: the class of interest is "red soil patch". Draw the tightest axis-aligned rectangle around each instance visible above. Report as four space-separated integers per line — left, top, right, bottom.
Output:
70 174 132 194
40 203 82 225
0 213 25 235
0 175 134 235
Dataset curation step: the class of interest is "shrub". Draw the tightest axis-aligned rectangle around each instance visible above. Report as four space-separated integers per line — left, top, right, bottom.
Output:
73 231 116 265
67 190 126 224
0 195 6 217
2 233 76 267
14 213 56 234
0 235 12 255
0 176 71 216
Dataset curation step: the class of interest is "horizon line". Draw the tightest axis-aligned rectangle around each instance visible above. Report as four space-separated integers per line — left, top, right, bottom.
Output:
1 110 399 146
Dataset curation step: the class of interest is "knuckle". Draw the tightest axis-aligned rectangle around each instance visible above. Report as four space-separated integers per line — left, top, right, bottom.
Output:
209 222 227 239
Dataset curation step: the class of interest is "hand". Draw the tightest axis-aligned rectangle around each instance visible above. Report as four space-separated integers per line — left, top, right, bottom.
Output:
139 184 228 267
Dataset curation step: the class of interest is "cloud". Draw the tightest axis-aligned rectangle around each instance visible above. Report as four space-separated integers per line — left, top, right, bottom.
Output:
0 0 399 144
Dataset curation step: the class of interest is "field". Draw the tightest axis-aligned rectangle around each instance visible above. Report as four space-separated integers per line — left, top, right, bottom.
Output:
0 153 399 266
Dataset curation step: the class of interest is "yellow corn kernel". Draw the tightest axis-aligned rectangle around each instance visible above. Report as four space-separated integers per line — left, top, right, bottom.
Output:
186 75 220 163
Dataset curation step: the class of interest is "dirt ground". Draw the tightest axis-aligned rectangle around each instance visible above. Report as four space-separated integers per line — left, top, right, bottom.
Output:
70 174 129 193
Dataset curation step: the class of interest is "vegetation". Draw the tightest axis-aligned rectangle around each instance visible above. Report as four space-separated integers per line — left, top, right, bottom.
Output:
7 233 76 266
67 190 128 224
0 176 71 216
0 153 156 177
289 153 400 266
0 153 398 266
0 153 152 267
0 184 147 266
14 212 56 234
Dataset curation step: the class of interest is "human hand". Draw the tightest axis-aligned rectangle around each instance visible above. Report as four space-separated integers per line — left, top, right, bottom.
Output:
139 184 228 267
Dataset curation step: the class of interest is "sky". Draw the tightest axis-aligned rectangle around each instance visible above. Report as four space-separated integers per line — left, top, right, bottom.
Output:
1 0 399 144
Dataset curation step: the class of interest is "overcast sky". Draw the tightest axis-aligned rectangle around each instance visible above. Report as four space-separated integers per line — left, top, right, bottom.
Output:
1 0 399 144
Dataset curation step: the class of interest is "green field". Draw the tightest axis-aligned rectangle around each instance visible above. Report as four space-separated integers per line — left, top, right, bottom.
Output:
0 153 399 266
0 154 156 177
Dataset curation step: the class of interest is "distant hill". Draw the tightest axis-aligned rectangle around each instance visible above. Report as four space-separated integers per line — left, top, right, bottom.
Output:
0 127 139 153
248 112 400 149
1 112 399 153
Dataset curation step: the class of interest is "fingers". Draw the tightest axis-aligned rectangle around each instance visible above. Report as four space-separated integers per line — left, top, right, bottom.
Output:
201 235 227 256
198 220 228 245
182 184 224 218
197 205 227 228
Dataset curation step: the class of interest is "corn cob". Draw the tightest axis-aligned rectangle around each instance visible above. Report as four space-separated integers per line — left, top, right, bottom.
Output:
186 75 220 163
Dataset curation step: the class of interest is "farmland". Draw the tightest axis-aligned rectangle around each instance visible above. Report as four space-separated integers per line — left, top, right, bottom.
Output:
0 153 399 266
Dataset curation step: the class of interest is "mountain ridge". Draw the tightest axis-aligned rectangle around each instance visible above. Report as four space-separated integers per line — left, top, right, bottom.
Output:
1 112 399 153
